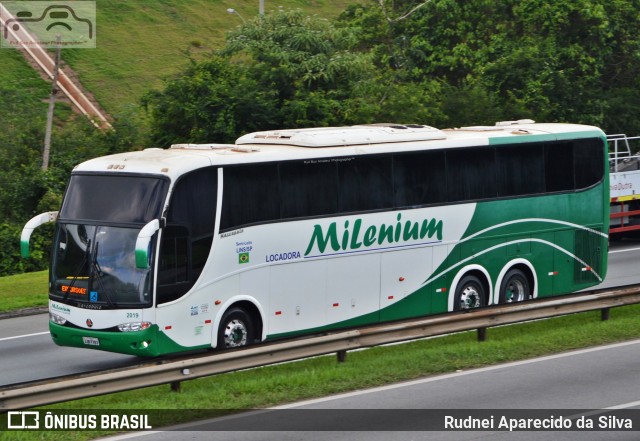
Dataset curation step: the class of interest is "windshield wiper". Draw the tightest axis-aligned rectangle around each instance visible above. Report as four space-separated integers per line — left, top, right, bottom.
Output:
90 241 117 308
63 238 90 302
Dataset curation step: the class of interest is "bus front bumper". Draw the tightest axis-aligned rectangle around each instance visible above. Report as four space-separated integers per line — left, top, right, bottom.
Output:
49 322 162 357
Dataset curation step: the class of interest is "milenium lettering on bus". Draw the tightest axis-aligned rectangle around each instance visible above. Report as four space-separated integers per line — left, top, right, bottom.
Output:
304 213 443 256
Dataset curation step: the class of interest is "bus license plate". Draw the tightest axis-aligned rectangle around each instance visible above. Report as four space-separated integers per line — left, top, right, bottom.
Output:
82 336 100 346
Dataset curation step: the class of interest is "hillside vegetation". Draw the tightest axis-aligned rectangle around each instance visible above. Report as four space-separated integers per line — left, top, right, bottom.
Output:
58 0 356 114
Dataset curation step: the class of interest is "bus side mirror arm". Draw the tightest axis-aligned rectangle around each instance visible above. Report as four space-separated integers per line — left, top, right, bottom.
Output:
21 211 59 258
135 219 160 269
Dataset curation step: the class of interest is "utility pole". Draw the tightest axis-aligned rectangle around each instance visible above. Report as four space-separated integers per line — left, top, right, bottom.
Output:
259 0 264 16
42 35 61 171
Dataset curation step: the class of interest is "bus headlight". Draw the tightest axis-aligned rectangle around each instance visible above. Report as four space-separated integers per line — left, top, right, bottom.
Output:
49 312 67 325
118 322 151 332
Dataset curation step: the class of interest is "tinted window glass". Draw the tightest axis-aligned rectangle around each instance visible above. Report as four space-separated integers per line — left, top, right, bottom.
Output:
337 156 393 212
280 160 338 219
158 226 189 286
394 150 447 207
545 142 574 192
167 167 217 237
447 147 496 201
575 138 605 189
60 174 168 223
157 226 190 304
497 144 545 196
160 168 218 303
221 163 279 230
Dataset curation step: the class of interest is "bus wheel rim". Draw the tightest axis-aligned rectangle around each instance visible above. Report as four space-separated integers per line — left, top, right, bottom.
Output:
224 319 247 347
460 285 480 309
506 279 526 302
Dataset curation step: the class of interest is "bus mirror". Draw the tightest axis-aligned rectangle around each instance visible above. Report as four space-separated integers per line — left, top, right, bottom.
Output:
21 211 59 258
135 219 160 269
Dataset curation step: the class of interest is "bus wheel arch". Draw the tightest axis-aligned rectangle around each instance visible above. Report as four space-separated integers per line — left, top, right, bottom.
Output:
449 265 492 311
216 300 264 350
493 259 538 305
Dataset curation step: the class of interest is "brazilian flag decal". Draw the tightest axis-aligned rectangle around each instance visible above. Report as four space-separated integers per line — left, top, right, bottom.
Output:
238 252 250 264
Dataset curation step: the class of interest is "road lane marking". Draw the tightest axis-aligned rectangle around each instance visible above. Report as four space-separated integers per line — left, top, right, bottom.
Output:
605 399 640 410
609 246 640 254
0 331 49 342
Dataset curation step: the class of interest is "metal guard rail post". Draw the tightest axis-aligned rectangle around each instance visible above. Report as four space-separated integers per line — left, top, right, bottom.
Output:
2 285 640 410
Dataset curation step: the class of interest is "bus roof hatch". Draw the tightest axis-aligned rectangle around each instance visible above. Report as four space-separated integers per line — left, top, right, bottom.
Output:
235 124 446 148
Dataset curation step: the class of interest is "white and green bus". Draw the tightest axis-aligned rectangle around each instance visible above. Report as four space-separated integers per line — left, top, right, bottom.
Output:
22 120 609 357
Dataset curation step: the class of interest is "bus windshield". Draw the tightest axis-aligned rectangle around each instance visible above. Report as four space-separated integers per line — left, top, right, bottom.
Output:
51 174 169 308
59 174 168 224
51 224 153 307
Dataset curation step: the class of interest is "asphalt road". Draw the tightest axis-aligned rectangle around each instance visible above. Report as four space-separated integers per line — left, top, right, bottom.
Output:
102 339 640 441
0 313 137 386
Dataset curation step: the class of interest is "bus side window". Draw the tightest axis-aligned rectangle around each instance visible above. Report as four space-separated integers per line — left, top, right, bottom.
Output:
158 167 217 304
497 144 545 197
221 164 279 230
157 226 190 304
446 147 497 202
574 138 605 189
393 150 446 207
337 156 393 213
158 227 189 285
280 161 338 219
545 142 574 192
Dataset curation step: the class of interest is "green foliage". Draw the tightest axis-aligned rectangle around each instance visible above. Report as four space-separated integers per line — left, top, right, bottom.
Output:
391 0 640 131
143 8 458 144
0 90 149 275
144 1 640 142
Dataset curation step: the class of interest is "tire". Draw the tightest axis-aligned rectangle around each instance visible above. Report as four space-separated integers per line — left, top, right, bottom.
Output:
453 275 486 311
217 307 255 349
499 269 531 304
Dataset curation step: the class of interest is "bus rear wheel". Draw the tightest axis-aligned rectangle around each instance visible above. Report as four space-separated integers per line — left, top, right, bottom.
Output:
217 307 255 349
499 269 531 303
454 275 486 311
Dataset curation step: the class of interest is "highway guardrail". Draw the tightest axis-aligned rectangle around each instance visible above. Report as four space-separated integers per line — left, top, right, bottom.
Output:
1 285 640 410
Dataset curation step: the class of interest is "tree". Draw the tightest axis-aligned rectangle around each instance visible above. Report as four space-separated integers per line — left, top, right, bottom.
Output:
144 9 424 145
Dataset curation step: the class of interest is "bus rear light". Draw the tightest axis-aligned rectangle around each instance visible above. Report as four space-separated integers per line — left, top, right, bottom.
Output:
50 312 67 325
118 322 151 332
215 300 222 305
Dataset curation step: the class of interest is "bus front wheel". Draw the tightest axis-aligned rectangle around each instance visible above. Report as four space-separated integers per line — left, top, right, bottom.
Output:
454 275 486 311
217 307 255 349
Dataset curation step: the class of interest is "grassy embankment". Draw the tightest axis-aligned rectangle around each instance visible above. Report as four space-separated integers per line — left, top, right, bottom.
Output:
0 270 47 312
0 1 354 134
58 0 356 116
